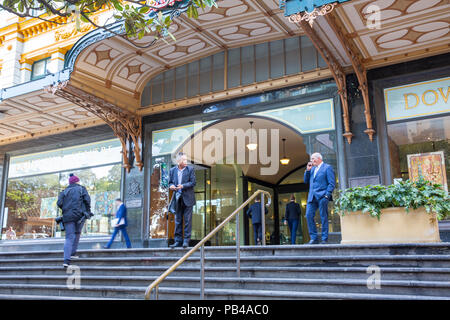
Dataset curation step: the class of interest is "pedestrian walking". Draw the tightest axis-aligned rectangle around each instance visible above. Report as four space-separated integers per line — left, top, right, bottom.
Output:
246 197 268 245
104 198 132 249
57 173 92 268
283 194 301 244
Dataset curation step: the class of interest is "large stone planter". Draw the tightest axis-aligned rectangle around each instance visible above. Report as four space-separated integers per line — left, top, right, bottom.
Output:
340 207 441 244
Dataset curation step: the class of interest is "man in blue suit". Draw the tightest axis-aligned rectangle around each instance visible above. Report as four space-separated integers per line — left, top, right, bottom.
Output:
169 152 196 248
104 198 132 249
246 197 268 245
304 152 335 244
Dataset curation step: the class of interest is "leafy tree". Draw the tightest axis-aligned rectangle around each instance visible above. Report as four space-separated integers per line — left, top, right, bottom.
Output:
0 0 217 46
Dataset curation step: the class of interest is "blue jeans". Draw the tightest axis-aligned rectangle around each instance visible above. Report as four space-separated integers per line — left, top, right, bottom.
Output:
288 219 299 244
63 220 85 264
105 225 132 248
305 197 329 242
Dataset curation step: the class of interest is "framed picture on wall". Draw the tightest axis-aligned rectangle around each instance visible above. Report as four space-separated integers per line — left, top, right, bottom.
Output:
407 151 448 192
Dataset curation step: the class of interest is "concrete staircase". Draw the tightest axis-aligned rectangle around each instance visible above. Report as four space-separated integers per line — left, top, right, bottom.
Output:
0 243 449 300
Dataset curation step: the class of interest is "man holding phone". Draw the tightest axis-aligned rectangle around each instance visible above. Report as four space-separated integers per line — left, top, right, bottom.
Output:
304 153 335 244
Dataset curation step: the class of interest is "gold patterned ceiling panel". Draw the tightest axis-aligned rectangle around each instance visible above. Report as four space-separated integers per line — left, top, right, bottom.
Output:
0 90 103 144
334 0 450 66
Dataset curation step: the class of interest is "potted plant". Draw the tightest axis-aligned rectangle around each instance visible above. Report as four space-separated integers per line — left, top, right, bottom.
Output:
334 177 450 244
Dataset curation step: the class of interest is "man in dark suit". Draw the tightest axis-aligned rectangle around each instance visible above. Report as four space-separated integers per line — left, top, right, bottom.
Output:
283 194 301 245
304 152 335 244
169 152 196 248
246 197 268 245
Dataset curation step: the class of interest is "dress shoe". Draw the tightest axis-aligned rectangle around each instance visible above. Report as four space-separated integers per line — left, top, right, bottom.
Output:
308 239 319 244
170 242 182 248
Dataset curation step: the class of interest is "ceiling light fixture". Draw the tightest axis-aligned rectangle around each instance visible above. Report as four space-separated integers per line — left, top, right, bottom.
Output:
247 121 257 151
280 138 290 165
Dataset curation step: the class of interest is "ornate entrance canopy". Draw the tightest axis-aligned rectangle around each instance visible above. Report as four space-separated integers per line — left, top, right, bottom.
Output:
0 0 448 170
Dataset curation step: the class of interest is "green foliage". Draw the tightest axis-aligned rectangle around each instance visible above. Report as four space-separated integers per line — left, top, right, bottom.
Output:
0 0 218 43
334 177 450 221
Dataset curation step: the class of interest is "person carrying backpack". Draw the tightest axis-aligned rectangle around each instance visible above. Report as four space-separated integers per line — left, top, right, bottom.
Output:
57 173 92 268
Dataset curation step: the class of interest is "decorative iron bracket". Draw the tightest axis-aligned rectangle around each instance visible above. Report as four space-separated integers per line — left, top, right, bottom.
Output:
325 14 375 141
45 81 143 172
290 16 353 144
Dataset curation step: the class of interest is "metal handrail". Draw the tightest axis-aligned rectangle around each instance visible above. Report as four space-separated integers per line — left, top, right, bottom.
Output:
144 189 271 300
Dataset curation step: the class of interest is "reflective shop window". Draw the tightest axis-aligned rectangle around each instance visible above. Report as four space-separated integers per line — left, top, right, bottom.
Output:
2 139 123 240
387 115 450 192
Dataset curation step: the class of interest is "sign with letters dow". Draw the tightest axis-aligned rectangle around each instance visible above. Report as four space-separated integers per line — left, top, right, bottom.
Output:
384 77 450 122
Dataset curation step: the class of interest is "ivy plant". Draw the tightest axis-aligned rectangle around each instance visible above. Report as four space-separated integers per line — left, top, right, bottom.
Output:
334 177 450 220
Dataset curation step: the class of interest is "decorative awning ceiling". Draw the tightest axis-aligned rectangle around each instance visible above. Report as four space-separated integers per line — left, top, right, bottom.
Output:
0 0 448 147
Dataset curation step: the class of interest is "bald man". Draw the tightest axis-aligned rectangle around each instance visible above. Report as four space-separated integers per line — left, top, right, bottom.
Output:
304 153 335 244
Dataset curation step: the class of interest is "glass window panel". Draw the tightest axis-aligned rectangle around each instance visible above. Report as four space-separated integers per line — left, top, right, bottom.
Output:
255 42 269 82
301 36 317 72
199 56 212 95
9 139 122 178
241 46 255 86
318 51 327 68
285 37 301 75
270 39 284 79
32 59 47 79
212 52 224 92
175 65 187 100
227 48 241 88
60 164 122 237
163 68 175 103
141 83 151 107
3 163 122 240
151 73 163 105
387 115 450 189
280 166 306 185
187 61 199 97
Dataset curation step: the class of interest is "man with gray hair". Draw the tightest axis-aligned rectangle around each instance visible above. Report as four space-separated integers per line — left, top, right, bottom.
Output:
304 152 335 244
168 152 196 248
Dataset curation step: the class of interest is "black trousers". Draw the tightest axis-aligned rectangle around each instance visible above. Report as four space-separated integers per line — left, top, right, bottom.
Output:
174 197 193 244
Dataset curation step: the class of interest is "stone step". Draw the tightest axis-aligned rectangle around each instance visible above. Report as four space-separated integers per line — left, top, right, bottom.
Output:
0 294 132 300
1 243 449 260
1 275 449 297
1 265 450 281
1 255 450 268
0 284 448 300
152 287 450 300
2 274 450 297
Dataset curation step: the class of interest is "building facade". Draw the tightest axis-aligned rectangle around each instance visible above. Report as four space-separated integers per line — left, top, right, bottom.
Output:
0 0 448 248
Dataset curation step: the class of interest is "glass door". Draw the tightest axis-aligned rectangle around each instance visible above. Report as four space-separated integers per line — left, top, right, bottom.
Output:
192 165 211 242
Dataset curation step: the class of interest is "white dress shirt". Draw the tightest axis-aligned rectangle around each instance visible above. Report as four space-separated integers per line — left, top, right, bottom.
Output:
313 162 323 179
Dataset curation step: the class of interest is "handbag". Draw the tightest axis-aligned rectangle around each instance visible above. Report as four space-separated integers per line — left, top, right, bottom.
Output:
168 192 178 214
111 218 125 228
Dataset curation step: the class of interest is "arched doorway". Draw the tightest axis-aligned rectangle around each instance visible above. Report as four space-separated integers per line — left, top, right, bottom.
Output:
170 116 310 245
149 97 340 246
